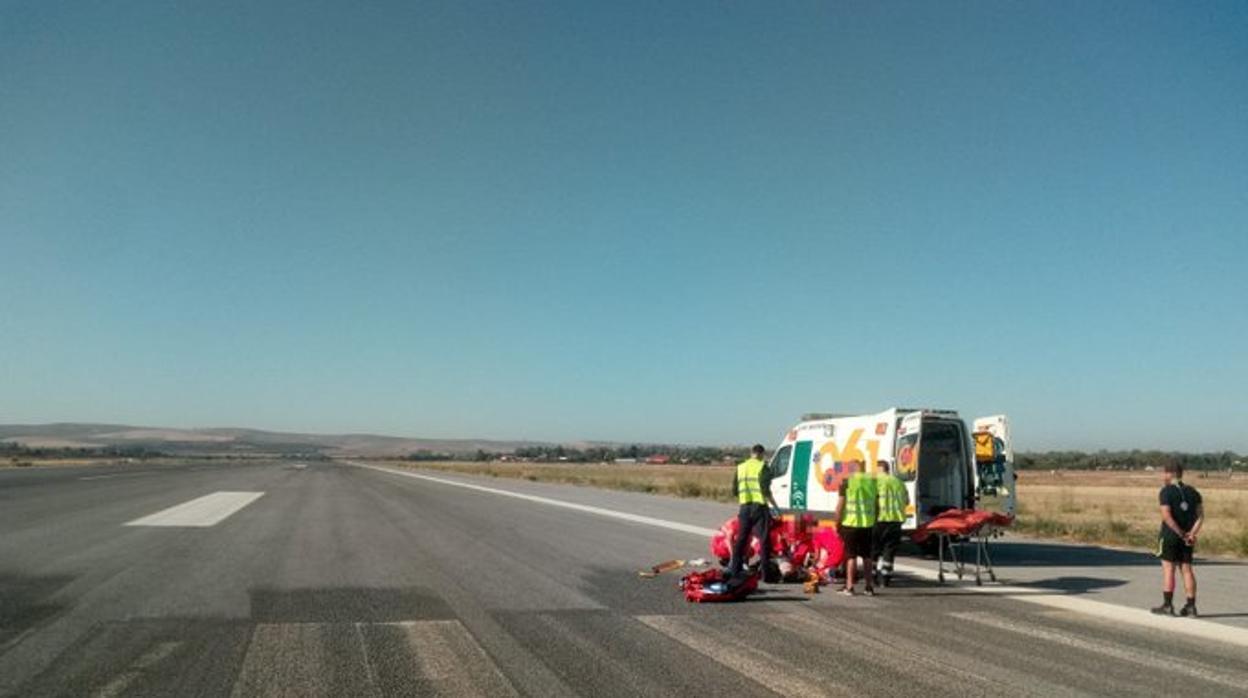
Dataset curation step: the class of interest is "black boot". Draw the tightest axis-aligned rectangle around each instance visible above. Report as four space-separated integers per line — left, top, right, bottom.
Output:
1150 603 1175 616
1179 601 1199 618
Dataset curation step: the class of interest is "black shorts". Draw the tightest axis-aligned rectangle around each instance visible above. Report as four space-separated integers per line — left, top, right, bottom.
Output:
1157 534 1194 564
841 526 873 558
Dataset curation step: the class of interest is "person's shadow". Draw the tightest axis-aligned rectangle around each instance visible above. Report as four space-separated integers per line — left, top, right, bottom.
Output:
1013 576 1127 593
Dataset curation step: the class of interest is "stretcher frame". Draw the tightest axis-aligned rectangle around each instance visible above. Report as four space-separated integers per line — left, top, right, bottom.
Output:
933 522 1006 586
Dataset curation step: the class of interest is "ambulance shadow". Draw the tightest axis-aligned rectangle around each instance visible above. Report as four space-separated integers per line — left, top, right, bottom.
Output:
891 575 1125 597
1012 576 1127 593
910 541 1245 568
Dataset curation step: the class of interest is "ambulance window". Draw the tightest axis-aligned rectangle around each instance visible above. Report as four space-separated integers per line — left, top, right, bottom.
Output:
769 445 792 478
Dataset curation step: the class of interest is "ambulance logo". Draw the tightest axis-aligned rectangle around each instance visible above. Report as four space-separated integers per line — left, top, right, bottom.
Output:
898 443 918 475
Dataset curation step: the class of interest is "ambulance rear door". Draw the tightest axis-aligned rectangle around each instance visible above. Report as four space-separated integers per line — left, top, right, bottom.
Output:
894 411 922 528
972 415 1016 516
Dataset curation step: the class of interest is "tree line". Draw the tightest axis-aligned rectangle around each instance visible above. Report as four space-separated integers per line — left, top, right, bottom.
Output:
1 442 167 459
1015 450 1244 472
408 445 1245 471
406 444 752 465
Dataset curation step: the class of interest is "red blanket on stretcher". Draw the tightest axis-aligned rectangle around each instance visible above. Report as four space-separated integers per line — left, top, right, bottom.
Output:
911 509 1014 542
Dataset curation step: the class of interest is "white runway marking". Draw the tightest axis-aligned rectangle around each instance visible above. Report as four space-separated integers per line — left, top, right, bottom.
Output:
349 462 714 537
231 623 327 698
891 560 1248 648
636 615 846 696
230 621 515 698
952 611 1248 691
93 640 181 698
350 461 1248 649
397 620 519 697
79 471 160 481
124 491 264 527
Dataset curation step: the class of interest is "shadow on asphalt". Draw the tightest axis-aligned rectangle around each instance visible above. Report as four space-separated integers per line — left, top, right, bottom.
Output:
907 541 1245 568
1014 575 1128 593
0 571 75 650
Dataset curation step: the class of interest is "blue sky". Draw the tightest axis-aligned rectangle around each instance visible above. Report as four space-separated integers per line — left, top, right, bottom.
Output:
2 1 1245 451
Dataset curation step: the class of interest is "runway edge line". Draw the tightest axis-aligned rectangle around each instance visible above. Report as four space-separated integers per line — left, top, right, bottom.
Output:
346 461 1248 649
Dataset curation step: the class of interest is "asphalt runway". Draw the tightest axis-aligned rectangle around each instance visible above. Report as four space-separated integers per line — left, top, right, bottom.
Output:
2 460 1246 697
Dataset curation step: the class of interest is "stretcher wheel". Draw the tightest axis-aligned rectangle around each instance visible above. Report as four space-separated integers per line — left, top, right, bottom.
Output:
938 572 945 584
975 575 983 586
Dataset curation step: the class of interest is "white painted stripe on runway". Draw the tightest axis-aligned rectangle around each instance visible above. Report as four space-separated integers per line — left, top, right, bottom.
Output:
93 641 182 698
952 611 1248 691
231 624 329 698
124 491 264 527
398 620 519 697
80 471 161 481
349 462 716 537
759 610 1052 696
891 560 1248 649
637 615 849 696
349 462 1248 649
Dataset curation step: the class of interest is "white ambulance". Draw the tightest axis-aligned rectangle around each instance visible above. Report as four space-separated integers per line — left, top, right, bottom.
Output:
767 409 1015 533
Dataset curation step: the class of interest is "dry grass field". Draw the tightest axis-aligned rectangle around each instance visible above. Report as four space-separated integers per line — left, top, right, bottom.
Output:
379 461 1248 559
1014 469 1248 558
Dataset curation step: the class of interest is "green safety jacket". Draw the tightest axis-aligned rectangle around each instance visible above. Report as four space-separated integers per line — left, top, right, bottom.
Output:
736 457 767 505
842 473 878 528
877 473 908 523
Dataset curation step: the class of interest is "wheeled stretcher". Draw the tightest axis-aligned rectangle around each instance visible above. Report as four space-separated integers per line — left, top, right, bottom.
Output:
913 510 1013 585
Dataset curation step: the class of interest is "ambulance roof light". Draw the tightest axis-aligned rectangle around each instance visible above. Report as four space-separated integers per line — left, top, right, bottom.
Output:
801 408 962 422
800 412 850 421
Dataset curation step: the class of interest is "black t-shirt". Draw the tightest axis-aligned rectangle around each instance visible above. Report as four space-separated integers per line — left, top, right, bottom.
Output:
1158 483 1202 539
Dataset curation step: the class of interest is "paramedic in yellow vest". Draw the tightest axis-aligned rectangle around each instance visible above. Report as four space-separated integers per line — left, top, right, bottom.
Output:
728 444 778 580
873 460 909 587
834 459 878 596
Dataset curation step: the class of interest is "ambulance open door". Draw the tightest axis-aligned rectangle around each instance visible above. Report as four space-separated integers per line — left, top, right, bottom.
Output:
767 442 795 510
894 412 922 528
972 415 1016 516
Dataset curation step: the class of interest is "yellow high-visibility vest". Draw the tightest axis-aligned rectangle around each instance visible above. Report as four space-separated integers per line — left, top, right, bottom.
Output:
842 473 878 528
736 457 767 505
877 474 907 523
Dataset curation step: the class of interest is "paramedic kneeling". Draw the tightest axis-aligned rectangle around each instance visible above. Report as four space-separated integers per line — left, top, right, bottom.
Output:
1151 462 1204 617
728 444 777 580
873 460 908 587
836 460 878 596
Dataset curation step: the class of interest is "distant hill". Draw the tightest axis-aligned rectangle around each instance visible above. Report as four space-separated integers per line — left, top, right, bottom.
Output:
0 423 561 457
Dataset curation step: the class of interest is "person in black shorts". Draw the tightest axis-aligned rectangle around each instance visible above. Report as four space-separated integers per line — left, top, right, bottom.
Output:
834 459 877 596
1151 462 1204 617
